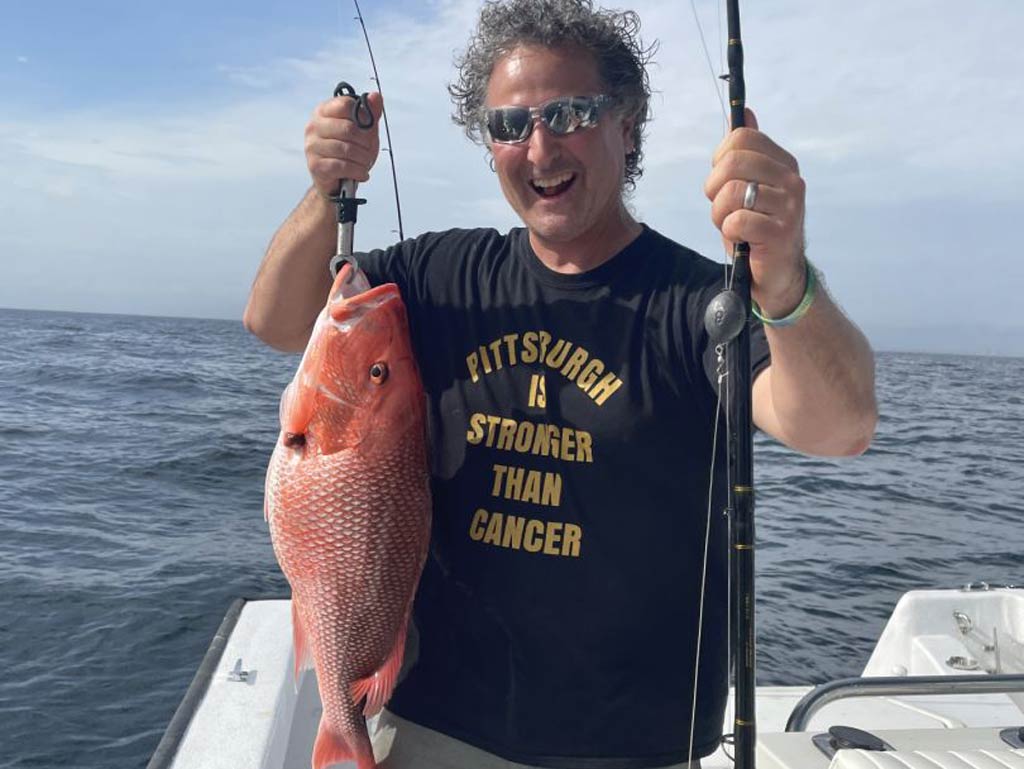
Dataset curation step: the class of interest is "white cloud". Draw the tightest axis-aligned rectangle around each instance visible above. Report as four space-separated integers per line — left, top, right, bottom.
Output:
2 0 1023 343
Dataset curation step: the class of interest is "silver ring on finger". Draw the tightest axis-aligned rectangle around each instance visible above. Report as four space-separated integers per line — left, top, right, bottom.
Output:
742 181 759 211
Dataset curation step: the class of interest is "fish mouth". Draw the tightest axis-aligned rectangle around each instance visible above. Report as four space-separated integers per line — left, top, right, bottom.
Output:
328 281 402 324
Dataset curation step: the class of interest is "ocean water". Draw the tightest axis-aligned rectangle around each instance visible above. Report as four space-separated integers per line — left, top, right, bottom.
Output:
0 307 1021 769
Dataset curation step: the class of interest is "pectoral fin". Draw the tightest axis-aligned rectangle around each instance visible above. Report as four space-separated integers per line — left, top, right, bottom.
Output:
291 600 314 683
350 617 409 717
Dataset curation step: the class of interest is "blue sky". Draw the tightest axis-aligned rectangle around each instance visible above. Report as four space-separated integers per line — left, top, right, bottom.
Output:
3 0 1023 356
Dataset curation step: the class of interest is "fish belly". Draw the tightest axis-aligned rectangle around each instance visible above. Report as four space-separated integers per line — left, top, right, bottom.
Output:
267 430 430 767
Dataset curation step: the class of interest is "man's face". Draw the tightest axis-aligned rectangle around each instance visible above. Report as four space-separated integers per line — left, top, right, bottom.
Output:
485 45 634 248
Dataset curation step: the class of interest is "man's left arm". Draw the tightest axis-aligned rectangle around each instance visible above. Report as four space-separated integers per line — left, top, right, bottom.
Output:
752 284 877 457
705 108 878 457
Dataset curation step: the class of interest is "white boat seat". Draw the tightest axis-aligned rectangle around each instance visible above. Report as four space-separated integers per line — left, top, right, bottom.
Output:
830 748 1024 769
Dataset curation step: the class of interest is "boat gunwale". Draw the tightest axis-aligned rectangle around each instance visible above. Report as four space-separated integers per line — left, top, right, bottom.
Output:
146 597 250 769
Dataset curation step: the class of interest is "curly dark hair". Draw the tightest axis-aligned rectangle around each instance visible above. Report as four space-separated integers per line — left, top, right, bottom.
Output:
449 0 656 190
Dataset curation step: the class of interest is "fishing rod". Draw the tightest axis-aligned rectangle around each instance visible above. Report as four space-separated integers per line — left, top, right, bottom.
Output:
702 0 757 766
352 0 404 241
328 0 405 280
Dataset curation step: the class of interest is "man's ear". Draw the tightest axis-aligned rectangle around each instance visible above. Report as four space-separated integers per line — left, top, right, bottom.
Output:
622 115 637 155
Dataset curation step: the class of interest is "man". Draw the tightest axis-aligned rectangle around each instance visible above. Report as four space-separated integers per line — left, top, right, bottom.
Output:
245 1 877 767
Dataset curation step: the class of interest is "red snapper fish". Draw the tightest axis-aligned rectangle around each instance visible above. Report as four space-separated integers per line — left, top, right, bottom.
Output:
265 266 431 769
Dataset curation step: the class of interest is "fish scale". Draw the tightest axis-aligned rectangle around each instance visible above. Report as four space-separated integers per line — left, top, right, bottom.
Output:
265 275 431 769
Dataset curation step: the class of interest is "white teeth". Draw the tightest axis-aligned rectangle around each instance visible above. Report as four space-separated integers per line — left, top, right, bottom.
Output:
532 172 574 188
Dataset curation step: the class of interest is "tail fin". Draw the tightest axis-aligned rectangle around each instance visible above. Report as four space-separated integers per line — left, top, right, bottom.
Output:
312 719 376 769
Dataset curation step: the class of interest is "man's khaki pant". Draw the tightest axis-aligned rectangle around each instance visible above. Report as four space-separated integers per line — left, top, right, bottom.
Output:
370 709 703 769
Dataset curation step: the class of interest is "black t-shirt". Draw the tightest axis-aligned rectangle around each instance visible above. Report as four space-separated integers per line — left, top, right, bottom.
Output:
356 224 770 768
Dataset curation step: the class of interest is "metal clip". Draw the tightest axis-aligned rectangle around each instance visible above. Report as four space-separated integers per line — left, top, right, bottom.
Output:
333 81 375 128
227 657 253 683
330 254 359 280
953 610 973 635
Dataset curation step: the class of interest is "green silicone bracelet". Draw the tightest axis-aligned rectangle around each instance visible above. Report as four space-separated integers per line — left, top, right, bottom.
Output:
751 259 817 328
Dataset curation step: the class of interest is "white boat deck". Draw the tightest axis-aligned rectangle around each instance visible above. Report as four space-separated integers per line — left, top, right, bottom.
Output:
154 588 1024 769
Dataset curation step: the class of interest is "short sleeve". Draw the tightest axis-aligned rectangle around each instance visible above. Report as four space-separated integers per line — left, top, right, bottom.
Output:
354 238 416 293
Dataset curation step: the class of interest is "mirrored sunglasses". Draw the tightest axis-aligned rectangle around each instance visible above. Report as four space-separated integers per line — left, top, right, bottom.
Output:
484 95 614 144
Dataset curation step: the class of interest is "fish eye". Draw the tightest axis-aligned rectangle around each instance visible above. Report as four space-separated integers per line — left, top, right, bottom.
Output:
369 361 389 384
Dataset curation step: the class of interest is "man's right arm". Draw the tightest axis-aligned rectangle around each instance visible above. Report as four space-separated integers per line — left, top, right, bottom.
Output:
243 188 335 353
244 91 384 353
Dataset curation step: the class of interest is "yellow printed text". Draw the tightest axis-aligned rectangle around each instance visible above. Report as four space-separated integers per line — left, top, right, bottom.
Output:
465 331 623 406
465 413 593 463
468 508 582 557
490 464 562 507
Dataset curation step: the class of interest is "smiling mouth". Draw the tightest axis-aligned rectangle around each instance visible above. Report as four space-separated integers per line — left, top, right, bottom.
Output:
530 171 576 198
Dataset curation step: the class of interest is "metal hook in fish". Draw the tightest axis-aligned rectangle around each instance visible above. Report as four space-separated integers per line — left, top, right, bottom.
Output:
329 254 358 280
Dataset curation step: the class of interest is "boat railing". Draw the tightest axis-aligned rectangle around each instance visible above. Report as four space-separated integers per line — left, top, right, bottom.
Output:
785 673 1024 732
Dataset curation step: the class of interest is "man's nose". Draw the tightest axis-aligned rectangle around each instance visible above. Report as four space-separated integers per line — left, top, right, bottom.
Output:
526 119 562 164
